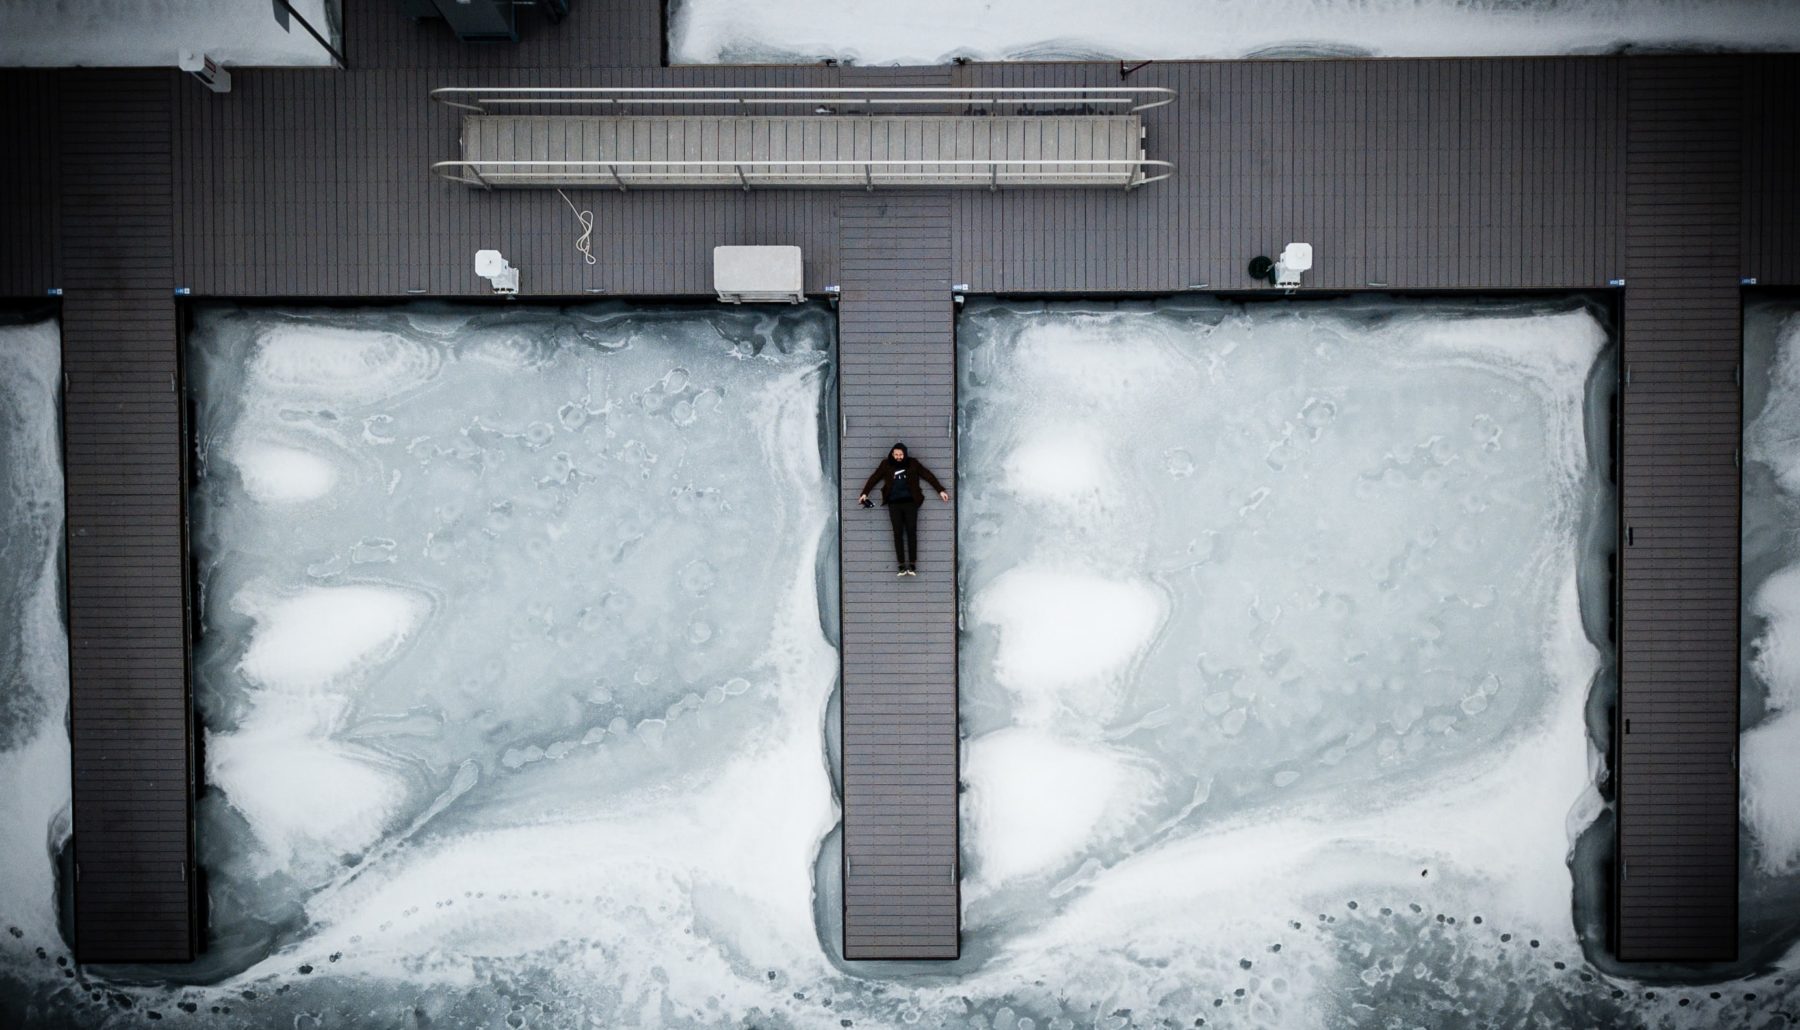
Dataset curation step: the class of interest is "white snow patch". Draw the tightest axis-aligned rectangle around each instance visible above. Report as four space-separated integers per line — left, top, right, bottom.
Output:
236 584 429 694
247 324 441 407
963 727 1155 892
970 564 1164 722
1002 426 1111 503
1743 709 1800 874
1752 565 1800 712
209 703 411 872
231 438 339 504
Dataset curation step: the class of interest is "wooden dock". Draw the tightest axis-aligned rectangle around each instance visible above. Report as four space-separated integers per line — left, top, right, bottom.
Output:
0 0 1793 963
838 189 960 959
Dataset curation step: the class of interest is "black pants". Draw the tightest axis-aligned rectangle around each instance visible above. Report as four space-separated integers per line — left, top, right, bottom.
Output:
887 501 920 566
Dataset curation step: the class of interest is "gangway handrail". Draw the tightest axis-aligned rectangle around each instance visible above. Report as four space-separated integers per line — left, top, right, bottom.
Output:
431 85 1177 115
432 157 1176 191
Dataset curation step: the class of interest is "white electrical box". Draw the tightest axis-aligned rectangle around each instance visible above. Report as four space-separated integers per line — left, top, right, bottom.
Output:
1274 242 1313 288
714 246 804 304
178 50 231 93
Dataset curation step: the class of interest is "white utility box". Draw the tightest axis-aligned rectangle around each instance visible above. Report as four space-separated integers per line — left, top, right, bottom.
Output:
178 50 231 93
1273 242 1313 288
714 246 804 304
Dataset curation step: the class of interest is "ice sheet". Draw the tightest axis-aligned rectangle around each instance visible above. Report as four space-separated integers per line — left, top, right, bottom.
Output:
171 303 840 984
956 296 1654 1024
0 320 71 1005
669 0 1800 64
1742 303 1800 886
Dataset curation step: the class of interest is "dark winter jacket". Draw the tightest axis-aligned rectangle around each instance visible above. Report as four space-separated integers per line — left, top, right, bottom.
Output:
861 450 946 507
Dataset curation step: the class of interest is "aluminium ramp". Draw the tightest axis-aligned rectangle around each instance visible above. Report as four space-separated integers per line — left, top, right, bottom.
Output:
449 114 1154 189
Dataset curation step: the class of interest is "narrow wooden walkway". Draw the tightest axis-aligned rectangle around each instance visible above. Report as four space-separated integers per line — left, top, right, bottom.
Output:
1614 58 1744 963
58 71 197 963
837 189 960 959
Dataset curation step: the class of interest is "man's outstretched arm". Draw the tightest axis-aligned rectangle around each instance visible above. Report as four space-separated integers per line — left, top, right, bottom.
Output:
914 461 949 498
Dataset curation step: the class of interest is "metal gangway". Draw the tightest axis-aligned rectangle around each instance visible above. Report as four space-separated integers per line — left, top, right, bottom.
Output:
429 86 1176 191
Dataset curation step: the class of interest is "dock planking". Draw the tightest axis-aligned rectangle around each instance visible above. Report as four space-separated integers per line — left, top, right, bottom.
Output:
0 0 1791 965
838 188 960 959
57 71 197 964
1614 57 1744 963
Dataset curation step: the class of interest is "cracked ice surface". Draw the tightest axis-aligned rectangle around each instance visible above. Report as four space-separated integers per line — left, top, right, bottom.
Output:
178 303 846 1008
954 296 1632 1019
0 320 70 1012
1740 299 1800 967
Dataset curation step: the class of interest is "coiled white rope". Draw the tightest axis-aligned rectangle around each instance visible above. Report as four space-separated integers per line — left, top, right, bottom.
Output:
556 188 596 266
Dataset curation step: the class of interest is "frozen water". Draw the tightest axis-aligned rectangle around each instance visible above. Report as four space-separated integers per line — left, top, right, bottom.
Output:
962 727 1159 892
229 440 339 504
970 565 1164 724
952 296 1771 1025
1741 300 1800 911
958 298 1611 818
6 301 1800 1025
174 302 843 989
669 0 1800 64
0 0 337 68
0 320 72 1014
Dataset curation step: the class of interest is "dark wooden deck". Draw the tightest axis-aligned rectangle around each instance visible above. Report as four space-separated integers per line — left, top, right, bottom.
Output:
1613 58 1747 963
58 72 196 964
0 0 1794 963
838 188 959 959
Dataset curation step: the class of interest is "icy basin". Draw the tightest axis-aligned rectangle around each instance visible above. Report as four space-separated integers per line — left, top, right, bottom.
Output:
956 296 1633 1018
0 319 69 1010
181 302 843 995
1739 297 1800 966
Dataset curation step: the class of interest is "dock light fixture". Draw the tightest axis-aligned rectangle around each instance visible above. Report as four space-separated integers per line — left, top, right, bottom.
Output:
475 250 520 295
178 51 230 93
1273 243 1312 289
